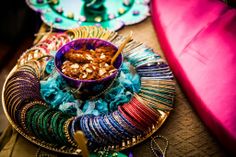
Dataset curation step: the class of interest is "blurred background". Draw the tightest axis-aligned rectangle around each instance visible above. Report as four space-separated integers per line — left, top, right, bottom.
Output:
0 0 41 133
0 0 41 68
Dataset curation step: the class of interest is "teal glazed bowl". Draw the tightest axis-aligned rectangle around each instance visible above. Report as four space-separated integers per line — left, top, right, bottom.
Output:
55 38 123 99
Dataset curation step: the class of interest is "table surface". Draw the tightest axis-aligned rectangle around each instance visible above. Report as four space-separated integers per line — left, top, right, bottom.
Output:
0 18 229 157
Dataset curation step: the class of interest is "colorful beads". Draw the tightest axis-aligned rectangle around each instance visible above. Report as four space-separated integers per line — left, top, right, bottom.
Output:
108 14 115 20
79 16 86 22
55 17 62 23
94 23 101 27
51 0 58 5
133 10 140 16
66 12 74 19
56 7 63 14
118 8 125 14
94 16 102 22
123 0 131 6
36 0 43 4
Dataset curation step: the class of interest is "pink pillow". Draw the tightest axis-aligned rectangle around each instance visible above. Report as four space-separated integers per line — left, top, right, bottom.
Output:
151 0 236 154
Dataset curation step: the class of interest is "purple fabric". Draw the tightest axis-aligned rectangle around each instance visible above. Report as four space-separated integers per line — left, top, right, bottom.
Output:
151 0 236 154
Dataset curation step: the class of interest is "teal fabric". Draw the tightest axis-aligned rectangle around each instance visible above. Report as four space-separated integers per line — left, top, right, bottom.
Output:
40 60 140 116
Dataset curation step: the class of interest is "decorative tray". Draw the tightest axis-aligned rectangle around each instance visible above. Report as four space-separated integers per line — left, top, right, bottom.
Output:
26 0 150 31
1 26 175 156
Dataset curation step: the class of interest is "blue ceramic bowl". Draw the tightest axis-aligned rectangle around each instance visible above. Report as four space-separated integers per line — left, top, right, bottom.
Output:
55 38 123 99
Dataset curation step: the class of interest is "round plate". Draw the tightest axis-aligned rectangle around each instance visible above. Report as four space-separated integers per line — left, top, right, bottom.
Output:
1 26 174 155
26 0 150 30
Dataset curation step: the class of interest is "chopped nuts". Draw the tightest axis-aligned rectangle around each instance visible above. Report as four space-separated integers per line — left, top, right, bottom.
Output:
70 63 79 69
61 45 117 80
104 63 109 67
85 54 93 60
86 68 93 73
98 68 106 76
100 53 106 59
82 73 88 79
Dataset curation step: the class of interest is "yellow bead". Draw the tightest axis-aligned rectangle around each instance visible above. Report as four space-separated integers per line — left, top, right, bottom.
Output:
94 16 102 22
118 8 125 14
112 152 118 157
67 12 74 19
51 0 58 5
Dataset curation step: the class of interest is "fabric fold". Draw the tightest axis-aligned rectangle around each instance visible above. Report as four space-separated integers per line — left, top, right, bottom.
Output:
151 0 236 154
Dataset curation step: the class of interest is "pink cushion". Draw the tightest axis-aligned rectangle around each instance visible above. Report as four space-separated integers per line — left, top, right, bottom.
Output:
151 0 236 154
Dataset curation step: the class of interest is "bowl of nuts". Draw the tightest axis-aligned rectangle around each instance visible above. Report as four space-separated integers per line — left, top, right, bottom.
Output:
55 38 123 99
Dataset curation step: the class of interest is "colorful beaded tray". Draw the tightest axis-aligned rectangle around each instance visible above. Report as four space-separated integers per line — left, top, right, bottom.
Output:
1 26 175 155
26 0 150 31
